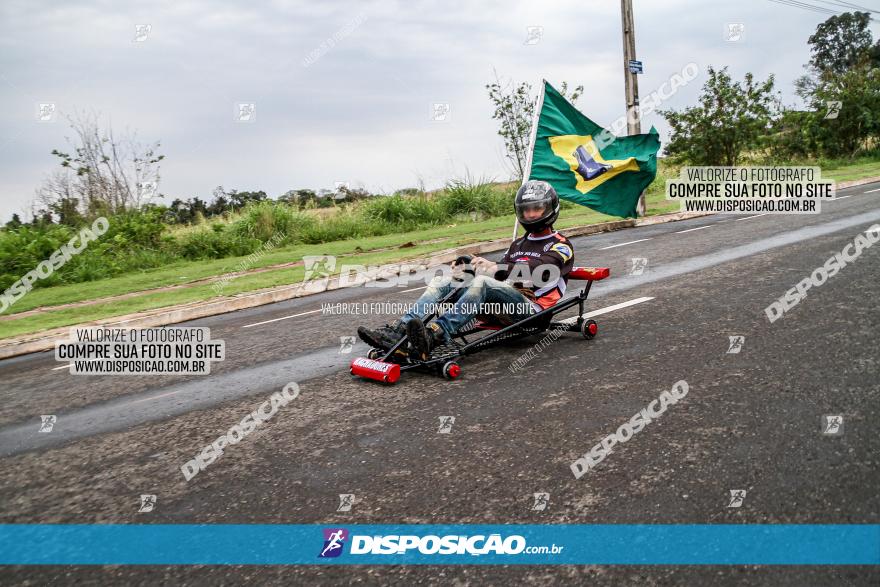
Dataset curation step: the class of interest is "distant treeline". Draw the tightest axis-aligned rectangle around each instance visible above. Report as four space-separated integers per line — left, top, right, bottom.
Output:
0 181 518 292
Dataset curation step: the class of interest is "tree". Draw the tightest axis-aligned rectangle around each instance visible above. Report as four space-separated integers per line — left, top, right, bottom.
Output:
230 190 268 209
807 12 875 74
48 197 85 227
279 189 318 209
34 210 55 227
4 214 22 230
787 12 880 159
39 111 164 216
799 66 880 157
796 11 879 103
208 195 230 217
394 187 422 197
187 197 208 220
659 67 780 165
167 198 191 224
486 73 583 180
336 185 370 203
164 197 211 224
278 190 298 205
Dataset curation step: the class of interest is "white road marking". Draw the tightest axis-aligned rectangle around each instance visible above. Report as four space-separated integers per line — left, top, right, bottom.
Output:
833 195 853 201
864 188 880 193
131 298 658 386
48 205 880 377
560 296 655 324
598 238 652 250
242 308 323 328
675 225 712 234
54 296 657 372
129 390 184 404
51 286 434 358
737 213 769 221
242 286 429 328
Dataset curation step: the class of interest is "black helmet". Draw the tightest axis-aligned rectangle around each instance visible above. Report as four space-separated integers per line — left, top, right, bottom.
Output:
515 180 560 233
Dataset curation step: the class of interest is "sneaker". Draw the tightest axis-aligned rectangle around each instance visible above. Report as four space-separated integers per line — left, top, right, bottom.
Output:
357 322 405 351
406 319 445 361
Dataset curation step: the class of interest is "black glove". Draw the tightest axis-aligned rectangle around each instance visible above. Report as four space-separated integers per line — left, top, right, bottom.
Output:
453 255 475 276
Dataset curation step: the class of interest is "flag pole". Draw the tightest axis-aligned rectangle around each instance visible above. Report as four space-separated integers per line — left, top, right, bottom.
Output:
512 79 547 243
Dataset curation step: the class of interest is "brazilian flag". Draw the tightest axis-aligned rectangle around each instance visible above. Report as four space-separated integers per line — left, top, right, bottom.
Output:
527 80 660 218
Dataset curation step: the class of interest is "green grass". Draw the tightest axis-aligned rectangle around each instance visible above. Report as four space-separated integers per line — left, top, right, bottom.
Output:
4 192 670 317
1 157 875 341
0 193 670 339
819 159 880 182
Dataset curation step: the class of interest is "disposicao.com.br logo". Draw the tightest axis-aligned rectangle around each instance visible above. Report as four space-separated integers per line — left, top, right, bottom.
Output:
318 528 563 558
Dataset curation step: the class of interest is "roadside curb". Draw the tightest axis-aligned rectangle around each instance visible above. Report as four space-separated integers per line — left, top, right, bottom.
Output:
2 174 876 360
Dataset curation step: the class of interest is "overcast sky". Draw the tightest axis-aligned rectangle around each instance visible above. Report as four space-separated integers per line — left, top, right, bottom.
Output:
1 0 877 222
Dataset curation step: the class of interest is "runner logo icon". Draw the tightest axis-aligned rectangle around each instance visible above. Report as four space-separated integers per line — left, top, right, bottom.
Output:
319 528 349 558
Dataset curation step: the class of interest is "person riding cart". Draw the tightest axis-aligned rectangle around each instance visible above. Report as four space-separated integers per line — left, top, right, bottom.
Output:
357 180 575 360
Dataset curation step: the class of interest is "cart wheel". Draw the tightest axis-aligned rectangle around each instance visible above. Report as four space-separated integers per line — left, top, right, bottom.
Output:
581 319 598 340
442 361 462 380
367 348 382 360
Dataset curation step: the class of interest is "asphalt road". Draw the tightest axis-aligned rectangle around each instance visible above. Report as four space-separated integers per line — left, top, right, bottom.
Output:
1 183 878 585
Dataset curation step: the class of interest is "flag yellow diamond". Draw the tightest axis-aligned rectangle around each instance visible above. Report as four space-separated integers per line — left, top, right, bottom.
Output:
549 135 640 193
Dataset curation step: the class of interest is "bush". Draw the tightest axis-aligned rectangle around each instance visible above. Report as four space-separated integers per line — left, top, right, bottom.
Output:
360 194 444 228
0 181 526 291
0 224 74 289
0 208 175 290
438 179 512 218
175 228 261 260
229 200 311 244
301 212 386 244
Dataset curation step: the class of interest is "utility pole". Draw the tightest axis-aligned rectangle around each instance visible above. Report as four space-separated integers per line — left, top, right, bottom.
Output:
620 0 645 217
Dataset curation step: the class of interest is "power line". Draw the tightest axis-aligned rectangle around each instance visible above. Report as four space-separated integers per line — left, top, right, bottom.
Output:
767 0 841 15
813 0 880 14
767 0 876 20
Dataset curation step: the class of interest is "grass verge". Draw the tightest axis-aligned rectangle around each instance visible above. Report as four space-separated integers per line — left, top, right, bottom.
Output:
1 159 876 341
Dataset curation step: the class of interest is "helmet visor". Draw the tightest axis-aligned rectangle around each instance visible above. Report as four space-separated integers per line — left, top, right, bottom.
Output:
515 195 553 224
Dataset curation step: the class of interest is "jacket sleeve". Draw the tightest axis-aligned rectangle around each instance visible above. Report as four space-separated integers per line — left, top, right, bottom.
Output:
538 240 574 278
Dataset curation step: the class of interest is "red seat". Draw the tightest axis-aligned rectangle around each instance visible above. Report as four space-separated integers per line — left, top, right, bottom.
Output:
471 267 609 329
568 266 610 281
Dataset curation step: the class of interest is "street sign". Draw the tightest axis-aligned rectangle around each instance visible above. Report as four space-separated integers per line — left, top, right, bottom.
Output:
628 59 643 74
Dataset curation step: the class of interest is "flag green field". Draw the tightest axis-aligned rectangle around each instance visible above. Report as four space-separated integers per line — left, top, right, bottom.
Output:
528 80 661 218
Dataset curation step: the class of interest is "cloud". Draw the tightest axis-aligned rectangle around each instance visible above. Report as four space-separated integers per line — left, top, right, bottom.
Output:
0 0 874 221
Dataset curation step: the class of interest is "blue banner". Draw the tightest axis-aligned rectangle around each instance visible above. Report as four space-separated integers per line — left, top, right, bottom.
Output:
1 525 878 565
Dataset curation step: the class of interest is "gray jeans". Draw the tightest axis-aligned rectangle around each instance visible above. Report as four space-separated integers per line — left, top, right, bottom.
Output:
401 274 536 342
